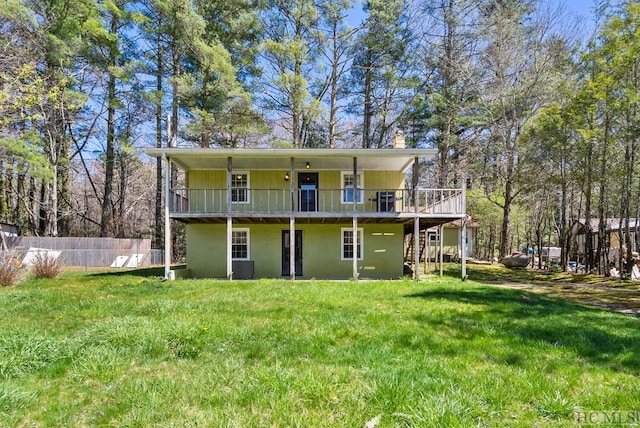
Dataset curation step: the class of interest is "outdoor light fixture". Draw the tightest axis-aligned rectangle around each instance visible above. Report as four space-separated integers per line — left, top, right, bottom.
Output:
305 162 310 169
284 172 290 181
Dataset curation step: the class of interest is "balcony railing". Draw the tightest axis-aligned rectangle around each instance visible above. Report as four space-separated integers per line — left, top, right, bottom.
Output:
169 188 464 216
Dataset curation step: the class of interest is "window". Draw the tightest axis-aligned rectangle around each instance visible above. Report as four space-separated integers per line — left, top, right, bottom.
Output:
341 228 363 260
232 228 250 260
231 172 249 203
341 172 363 204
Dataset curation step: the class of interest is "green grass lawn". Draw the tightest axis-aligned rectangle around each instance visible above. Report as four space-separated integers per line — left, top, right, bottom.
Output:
1 270 639 426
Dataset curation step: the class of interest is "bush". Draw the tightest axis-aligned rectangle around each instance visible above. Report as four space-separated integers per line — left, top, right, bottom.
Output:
0 252 23 286
31 252 62 279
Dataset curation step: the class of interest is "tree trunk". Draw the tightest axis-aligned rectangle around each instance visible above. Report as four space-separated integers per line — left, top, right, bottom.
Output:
56 135 70 236
154 28 164 250
328 20 339 149
595 113 610 275
499 139 515 257
362 47 372 149
0 158 7 221
100 14 118 237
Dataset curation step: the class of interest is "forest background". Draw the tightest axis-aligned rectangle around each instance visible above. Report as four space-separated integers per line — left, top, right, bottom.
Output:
1 0 638 273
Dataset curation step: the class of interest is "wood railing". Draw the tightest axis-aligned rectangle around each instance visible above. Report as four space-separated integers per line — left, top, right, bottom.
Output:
169 188 464 216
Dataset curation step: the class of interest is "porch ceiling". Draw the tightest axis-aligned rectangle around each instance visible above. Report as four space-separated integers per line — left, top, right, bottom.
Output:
145 148 437 172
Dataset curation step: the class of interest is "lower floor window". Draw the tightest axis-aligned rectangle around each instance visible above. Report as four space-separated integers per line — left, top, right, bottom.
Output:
341 228 363 260
232 228 249 260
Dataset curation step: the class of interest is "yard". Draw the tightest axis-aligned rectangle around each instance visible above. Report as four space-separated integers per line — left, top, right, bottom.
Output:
1 267 639 426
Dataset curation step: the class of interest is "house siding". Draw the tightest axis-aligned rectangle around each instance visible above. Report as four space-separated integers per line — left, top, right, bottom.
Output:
186 223 404 279
188 170 405 188
183 170 406 214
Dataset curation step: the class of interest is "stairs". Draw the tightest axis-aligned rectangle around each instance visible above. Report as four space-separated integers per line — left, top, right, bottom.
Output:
404 232 426 263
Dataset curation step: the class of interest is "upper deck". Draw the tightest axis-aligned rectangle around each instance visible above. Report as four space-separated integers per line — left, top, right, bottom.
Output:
169 187 464 224
147 147 466 225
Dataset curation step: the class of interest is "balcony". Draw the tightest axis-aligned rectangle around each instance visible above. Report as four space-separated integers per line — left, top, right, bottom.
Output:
169 188 464 222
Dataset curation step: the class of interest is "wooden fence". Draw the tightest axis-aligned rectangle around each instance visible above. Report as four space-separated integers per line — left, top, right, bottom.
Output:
4 237 157 268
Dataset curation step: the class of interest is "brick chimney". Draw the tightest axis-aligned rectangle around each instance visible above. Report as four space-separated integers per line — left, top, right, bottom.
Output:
393 130 405 149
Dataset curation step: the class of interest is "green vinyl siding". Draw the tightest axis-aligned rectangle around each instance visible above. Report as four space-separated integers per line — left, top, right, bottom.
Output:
187 170 226 188
187 170 404 192
185 223 405 279
184 170 405 213
442 228 459 256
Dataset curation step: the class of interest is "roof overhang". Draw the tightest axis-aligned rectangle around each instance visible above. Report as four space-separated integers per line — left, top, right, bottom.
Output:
145 148 437 172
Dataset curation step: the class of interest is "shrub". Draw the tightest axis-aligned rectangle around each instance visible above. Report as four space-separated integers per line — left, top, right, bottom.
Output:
31 251 62 279
0 251 23 286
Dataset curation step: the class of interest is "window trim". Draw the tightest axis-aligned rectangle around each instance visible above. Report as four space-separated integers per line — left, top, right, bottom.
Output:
341 227 363 260
230 171 250 204
340 171 364 204
231 228 250 260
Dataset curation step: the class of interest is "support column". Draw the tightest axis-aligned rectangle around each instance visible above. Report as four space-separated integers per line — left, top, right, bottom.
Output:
461 179 468 280
352 157 358 281
426 229 430 273
413 156 420 281
163 154 172 280
227 217 233 280
414 217 420 280
440 224 445 278
290 157 296 281
227 157 233 280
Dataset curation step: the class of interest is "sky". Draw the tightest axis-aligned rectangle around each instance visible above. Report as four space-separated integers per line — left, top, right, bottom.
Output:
561 0 599 35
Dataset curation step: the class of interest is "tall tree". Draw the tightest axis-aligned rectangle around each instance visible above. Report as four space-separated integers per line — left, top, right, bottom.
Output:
1 0 99 236
476 0 571 257
350 0 411 148
317 0 355 148
91 0 142 237
260 0 322 148
410 0 483 186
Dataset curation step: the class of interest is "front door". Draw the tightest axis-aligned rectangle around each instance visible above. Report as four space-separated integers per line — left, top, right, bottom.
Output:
282 230 303 276
298 172 318 211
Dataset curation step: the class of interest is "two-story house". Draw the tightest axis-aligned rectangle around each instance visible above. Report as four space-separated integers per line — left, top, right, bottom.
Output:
146 147 467 280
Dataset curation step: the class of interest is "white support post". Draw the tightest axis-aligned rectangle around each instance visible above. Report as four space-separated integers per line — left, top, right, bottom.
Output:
426 229 430 273
290 157 296 280
227 217 233 280
163 154 172 280
227 157 233 280
414 217 420 280
413 157 419 281
352 157 358 281
440 224 445 278
461 180 468 280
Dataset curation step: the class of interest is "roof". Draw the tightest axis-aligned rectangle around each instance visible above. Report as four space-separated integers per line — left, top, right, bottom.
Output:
442 216 479 228
577 218 640 233
145 148 437 172
426 215 478 230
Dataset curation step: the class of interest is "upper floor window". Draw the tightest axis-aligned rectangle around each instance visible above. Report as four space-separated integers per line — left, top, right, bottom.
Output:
231 172 249 203
341 171 363 204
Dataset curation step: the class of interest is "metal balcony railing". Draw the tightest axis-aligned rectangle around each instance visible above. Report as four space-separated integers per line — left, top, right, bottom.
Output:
169 188 464 216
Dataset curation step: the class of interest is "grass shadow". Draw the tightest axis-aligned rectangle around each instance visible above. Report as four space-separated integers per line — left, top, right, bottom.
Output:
406 285 640 373
87 265 185 278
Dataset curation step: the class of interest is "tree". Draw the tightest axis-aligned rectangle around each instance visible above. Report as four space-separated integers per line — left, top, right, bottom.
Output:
409 0 483 186
1 0 99 236
260 0 322 148
475 0 572 257
350 0 412 148
317 0 355 148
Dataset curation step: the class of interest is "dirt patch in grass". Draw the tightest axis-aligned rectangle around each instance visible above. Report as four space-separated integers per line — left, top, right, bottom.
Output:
481 280 640 317
462 264 640 317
